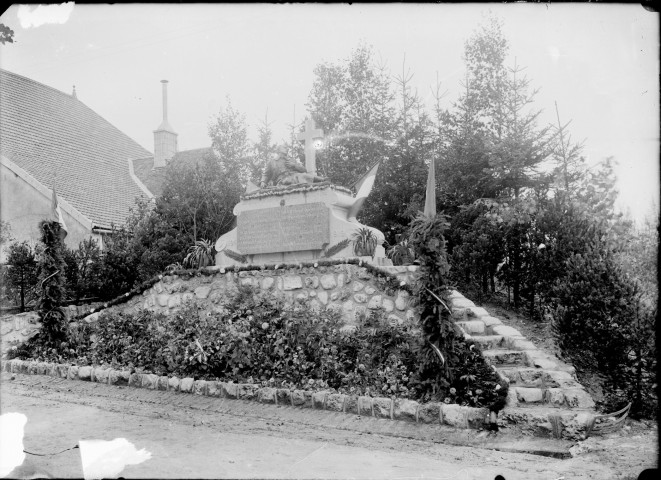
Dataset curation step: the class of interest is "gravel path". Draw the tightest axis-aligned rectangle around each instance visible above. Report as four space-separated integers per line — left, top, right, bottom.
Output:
1 372 655 479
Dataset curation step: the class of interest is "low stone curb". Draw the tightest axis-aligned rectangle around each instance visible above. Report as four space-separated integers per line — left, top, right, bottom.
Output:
3 358 489 430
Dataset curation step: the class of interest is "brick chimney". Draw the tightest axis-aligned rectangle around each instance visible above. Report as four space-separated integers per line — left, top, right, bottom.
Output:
153 80 178 169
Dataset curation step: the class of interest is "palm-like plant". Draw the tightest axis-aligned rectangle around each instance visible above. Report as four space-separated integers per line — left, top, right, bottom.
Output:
183 239 215 269
387 239 415 265
352 227 377 257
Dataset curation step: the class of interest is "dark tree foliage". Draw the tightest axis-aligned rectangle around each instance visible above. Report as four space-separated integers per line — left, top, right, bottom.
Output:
36 221 68 345
551 231 657 418
0 23 14 45
3 241 39 311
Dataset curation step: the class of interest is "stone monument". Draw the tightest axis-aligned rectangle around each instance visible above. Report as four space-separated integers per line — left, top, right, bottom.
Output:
215 119 390 267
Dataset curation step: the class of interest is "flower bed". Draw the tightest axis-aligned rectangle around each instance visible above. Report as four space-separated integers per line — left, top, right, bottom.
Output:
10 285 507 411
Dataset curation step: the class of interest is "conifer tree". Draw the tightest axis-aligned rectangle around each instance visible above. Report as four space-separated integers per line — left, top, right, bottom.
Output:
36 220 68 345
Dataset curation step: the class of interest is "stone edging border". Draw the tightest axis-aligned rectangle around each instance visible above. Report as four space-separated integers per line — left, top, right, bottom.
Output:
3 358 489 431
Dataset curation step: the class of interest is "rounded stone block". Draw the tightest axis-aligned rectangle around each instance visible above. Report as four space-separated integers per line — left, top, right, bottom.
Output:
326 393 345 412
276 389 292 405
109 369 130 386
544 388 566 407
157 376 169 391
78 366 93 381
36 362 49 375
312 391 328 409
283 276 303 291
194 286 211 299
563 388 596 409
156 294 169 307
304 277 319 289
514 387 544 403
193 380 207 395
292 390 313 408
258 387 277 404
221 382 238 399
140 373 158 389
367 295 382 310
353 293 367 303
417 402 441 424
364 286 376 295
128 372 142 387
168 376 181 391
93 368 110 384
465 407 489 430
237 383 258 400
320 275 337 290
450 298 475 309
456 320 486 335
57 364 69 379
357 396 373 416
344 395 359 414
372 397 393 419
393 399 419 422
352 282 365 292
180 377 195 393
317 291 328 305
382 299 394 312
441 404 468 428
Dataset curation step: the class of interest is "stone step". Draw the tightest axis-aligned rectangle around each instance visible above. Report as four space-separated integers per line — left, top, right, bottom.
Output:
473 335 538 352
498 405 595 440
481 349 529 366
471 335 506 350
507 384 595 409
499 367 581 389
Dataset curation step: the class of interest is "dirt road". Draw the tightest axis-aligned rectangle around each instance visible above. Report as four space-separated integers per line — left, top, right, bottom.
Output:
1 373 656 479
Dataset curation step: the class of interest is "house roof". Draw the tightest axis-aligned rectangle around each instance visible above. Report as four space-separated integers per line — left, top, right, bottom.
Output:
132 147 214 197
0 69 152 230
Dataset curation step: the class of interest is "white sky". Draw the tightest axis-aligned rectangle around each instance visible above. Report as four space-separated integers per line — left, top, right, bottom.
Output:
1 3 658 222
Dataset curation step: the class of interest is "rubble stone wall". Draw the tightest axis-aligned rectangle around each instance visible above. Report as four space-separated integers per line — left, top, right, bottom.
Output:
104 264 419 327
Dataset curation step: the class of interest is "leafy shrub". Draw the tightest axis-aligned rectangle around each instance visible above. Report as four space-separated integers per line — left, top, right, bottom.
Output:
552 245 657 418
13 284 506 410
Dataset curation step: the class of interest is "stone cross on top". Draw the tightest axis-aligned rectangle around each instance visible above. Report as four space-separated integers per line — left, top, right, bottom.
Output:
297 118 323 175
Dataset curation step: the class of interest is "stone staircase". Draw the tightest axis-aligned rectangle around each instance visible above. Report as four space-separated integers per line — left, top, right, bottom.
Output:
447 290 597 440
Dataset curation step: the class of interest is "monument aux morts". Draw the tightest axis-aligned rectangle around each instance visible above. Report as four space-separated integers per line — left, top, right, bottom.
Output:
214 119 391 267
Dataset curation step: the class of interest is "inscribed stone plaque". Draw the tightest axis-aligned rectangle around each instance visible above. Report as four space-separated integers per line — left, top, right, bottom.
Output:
238 202 330 254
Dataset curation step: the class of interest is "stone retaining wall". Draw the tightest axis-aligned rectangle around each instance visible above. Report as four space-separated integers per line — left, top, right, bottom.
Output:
2 358 488 430
100 264 419 326
0 302 102 358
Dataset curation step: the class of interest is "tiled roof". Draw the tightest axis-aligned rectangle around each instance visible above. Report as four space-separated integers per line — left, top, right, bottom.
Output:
132 147 214 197
0 69 152 230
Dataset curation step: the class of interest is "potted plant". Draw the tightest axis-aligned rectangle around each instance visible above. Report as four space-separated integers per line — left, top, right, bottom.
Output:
351 227 377 258
183 239 215 269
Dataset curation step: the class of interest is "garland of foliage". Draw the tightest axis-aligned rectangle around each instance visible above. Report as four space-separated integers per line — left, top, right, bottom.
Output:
320 238 351 258
36 221 68 345
240 181 353 200
71 258 415 321
408 213 508 412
